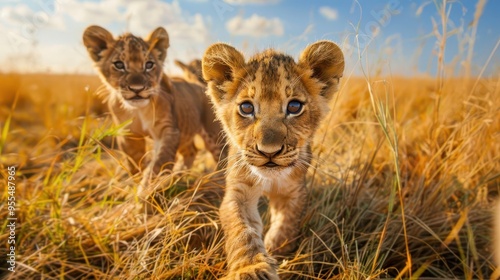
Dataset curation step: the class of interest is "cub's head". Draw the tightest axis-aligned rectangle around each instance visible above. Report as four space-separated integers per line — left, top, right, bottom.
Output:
83 25 169 109
202 41 344 178
175 59 205 85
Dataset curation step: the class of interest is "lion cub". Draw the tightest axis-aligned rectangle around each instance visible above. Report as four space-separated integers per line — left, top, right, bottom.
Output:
174 59 205 86
83 26 225 179
202 41 344 279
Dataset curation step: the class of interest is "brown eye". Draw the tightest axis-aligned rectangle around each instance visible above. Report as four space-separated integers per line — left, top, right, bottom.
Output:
113 61 125 70
287 100 303 115
239 102 254 116
145 61 154 70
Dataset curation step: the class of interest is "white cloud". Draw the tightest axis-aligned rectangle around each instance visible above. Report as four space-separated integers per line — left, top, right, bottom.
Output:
58 0 123 25
1 4 34 25
0 0 213 73
57 0 210 43
124 1 209 43
224 0 279 4
319 6 339 21
0 4 65 30
226 14 283 37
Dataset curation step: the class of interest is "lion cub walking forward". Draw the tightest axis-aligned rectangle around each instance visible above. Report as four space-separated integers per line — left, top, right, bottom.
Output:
202 42 344 278
83 26 225 179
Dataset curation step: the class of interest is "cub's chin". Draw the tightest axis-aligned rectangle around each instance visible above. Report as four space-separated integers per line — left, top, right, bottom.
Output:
249 164 294 181
123 97 151 108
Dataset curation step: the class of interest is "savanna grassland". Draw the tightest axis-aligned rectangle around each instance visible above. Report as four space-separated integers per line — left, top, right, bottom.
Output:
0 2 500 277
0 67 498 280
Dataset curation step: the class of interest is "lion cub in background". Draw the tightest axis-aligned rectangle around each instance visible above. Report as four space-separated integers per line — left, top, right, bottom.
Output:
202 41 344 278
83 26 226 184
175 59 205 86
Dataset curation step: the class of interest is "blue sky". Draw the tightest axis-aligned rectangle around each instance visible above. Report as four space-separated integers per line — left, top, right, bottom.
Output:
0 0 498 76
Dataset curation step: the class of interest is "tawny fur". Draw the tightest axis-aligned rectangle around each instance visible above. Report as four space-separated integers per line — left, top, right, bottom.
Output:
83 26 226 181
202 41 344 278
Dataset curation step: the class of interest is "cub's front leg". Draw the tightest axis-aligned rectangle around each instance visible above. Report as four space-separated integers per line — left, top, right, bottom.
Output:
151 127 180 175
139 128 180 198
220 180 278 280
264 179 307 257
117 134 146 174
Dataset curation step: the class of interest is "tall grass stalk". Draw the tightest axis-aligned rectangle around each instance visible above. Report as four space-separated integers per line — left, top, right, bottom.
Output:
465 0 487 79
350 8 414 271
0 90 19 155
431 0 451 126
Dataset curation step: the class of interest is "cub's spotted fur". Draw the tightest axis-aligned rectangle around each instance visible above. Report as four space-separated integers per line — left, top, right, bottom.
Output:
203 41 344 279
83 26 225 181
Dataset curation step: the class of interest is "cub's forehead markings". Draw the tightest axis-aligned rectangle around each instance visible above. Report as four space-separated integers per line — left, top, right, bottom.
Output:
246 65 263 100
242 53 299 102
125 37 144 54
112 41 125 55
113 35 153 65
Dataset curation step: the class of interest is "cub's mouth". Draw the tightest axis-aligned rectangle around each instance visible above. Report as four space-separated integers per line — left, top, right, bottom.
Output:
121 89 153 103
243 147 300 173
120 90 153 108
256 159 295 170
126 95 151 101
264 161 279 168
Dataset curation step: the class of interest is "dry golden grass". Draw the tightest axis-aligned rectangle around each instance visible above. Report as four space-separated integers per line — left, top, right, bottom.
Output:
0 69 498 279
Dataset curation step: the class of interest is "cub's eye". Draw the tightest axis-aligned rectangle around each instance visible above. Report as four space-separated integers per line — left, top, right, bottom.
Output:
287 100 303 115
113 61 125 70
239 102 254 116
145 61 154 70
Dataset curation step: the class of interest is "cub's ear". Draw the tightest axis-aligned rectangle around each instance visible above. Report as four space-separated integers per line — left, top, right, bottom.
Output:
174 60 188 71
147 27 170 62
202 43 245 86
175 59 199 83
299 40 344 99
190 59 202 69
83 25 114 62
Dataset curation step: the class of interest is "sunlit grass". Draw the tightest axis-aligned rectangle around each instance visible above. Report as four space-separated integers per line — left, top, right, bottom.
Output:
1 1 499 277
0 70 497 279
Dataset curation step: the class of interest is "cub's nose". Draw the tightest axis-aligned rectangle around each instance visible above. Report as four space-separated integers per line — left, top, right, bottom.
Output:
257 145 283 158
128 85 145 94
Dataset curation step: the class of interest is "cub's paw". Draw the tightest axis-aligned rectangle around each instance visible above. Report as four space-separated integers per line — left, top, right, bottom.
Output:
221 254 278 280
